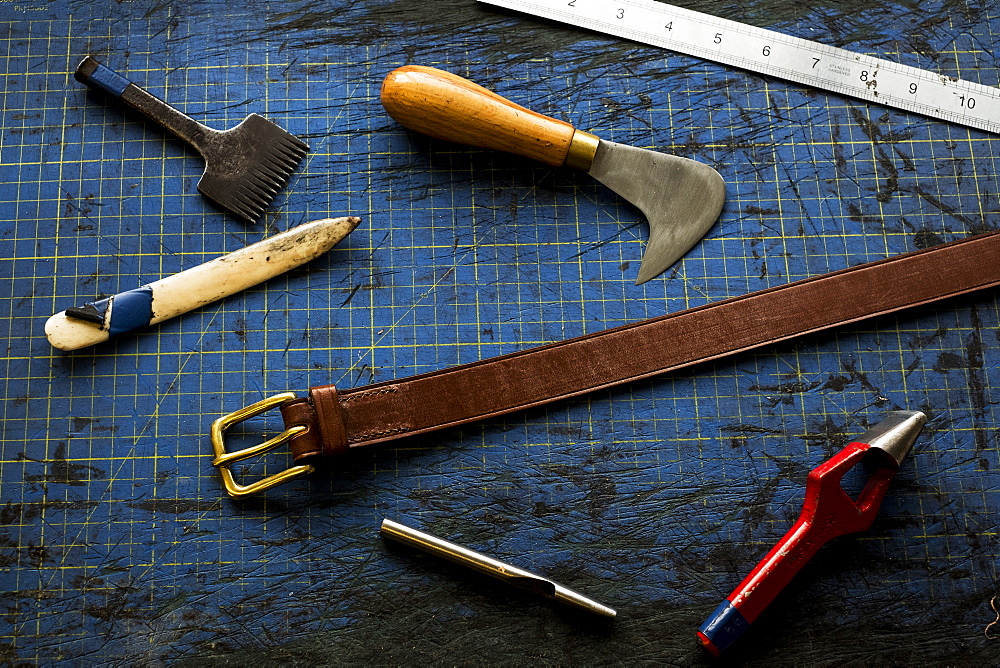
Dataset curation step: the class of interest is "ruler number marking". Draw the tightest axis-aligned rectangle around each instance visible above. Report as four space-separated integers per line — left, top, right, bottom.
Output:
860 70 877 93
485 0 999 134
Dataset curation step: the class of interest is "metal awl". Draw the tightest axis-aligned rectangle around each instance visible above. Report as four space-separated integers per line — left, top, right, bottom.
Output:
380 518 617 619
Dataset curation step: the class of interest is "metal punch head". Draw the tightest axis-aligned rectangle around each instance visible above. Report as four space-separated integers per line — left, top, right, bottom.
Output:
380 518 616 619
860 410 927 466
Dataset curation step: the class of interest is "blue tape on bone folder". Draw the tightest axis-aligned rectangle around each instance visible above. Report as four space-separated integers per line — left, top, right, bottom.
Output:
90 286 154 336
86 62 131 97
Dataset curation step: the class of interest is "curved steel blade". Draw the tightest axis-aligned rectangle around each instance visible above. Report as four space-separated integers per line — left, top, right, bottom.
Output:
588 140 725 284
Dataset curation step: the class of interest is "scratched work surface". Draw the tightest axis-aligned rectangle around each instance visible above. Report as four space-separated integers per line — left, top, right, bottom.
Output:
1 0 998 664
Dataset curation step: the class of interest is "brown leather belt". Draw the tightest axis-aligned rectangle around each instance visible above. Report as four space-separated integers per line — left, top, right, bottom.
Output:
211 232 1000 498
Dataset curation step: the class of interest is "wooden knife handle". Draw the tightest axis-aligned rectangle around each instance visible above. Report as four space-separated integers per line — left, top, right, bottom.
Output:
380 65 582 168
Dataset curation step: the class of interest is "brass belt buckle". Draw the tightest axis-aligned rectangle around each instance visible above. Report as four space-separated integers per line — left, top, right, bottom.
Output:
211 392 313 499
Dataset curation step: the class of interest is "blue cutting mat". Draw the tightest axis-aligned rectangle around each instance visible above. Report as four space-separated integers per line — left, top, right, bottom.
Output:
1 0 998 663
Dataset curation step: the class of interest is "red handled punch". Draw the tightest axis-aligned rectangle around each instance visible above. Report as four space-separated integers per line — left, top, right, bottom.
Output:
697 410 926 656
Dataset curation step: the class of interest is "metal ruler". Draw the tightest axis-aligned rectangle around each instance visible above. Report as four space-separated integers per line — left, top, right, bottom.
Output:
480 0 1000 135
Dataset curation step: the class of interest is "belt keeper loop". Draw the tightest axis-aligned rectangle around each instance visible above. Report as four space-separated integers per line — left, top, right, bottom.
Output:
280 397 322 462
310 384 349 458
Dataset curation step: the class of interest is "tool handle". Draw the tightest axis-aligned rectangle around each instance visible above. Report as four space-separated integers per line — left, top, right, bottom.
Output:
695 511 830 657
380 65 585 168
732 444 897 617
74 56 214 153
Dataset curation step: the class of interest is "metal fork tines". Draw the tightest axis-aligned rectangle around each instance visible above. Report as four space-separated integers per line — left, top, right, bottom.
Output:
196 113 311 221
75 57 310 221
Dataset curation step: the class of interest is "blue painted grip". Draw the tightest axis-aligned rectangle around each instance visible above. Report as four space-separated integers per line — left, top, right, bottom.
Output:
697 600 749 654
88 286 154 337
76 58 131 97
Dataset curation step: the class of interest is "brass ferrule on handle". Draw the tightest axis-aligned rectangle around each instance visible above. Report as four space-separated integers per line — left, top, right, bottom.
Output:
564 130 600 171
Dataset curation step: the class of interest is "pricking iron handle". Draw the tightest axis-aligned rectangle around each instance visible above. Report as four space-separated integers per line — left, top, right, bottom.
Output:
380 65 599 171
75 56 213 154
697 411 926 656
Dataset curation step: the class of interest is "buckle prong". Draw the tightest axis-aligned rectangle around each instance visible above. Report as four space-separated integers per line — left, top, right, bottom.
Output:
211 392 314 499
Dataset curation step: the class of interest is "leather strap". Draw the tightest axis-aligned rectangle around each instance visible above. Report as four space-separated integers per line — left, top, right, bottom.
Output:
281 232 1000 462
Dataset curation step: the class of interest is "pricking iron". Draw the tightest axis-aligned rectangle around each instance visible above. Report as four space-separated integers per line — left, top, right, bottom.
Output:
75 57 309 220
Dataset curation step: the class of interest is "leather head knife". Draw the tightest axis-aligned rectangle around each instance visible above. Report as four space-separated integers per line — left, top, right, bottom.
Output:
379 65 726 285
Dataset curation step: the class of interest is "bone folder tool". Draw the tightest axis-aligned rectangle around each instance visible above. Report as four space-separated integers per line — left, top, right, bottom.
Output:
45 216 360 351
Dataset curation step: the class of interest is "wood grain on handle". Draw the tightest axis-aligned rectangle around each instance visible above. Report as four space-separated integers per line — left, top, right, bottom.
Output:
380 65 577 167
